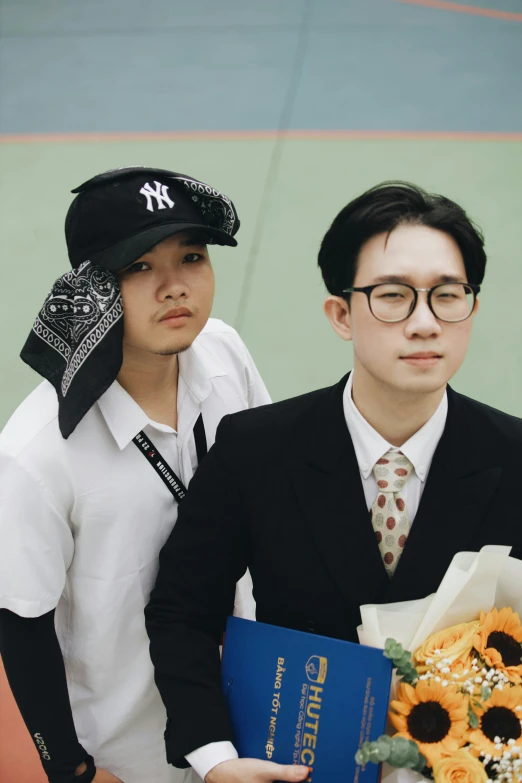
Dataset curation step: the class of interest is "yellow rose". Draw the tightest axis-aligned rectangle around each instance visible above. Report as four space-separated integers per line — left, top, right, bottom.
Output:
444 655 476 685
414 622 480 671
433 750 487 783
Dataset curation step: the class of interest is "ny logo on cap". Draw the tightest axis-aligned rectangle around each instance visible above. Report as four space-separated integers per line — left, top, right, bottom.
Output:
139 181 175 212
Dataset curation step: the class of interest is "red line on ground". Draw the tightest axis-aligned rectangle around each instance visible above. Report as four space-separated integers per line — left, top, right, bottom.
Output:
395 0 522 22
0 129 522 144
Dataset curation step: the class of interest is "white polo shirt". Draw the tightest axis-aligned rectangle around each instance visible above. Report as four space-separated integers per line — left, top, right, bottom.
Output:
0 318 271 783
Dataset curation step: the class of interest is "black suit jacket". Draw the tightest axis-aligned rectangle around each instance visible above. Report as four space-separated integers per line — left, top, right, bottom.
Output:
145 376 522 766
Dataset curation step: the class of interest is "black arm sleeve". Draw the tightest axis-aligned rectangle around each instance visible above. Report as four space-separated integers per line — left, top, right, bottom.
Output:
0 608 94 783
145 415 249 767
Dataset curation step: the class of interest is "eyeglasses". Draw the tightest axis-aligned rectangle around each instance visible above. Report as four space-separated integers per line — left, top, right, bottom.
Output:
341 282 480 323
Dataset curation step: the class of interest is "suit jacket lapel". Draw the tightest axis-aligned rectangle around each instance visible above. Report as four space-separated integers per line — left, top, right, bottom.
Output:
288 375 389 609
288 380 503 608
384 386 502 602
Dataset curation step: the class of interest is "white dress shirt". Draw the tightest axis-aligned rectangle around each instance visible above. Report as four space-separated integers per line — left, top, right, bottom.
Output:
343 372 448 520
0 318 270 783
189 372 448 781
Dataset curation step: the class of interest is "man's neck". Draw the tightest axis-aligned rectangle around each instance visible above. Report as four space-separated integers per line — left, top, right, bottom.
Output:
351 364 446 447
117 347 179 430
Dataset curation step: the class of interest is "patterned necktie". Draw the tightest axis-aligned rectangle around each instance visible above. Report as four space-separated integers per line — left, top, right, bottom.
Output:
371 451 414 577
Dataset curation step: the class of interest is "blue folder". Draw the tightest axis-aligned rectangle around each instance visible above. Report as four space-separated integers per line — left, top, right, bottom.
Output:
221 617 392 783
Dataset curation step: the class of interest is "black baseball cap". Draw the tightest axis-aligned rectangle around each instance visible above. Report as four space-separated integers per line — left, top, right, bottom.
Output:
65 166 240 271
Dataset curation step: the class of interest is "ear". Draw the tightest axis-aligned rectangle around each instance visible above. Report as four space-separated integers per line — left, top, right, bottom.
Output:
324 296 353 342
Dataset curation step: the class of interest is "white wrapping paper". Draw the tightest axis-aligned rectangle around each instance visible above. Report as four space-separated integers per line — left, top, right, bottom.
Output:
356 546 522 782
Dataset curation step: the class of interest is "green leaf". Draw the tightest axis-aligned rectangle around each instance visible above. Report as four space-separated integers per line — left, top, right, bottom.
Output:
354 736 399 766
375 735 393 761
368 746 382 763
391 736 427 768
384 641 405 662
357 736 427 773
468 708 479 729
355 741 375 766
396 652 412 668
411 752 428 774
481 685 491 700
384 641 420 680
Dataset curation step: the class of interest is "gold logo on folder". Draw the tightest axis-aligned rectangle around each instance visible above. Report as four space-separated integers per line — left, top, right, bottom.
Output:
305 655 328 684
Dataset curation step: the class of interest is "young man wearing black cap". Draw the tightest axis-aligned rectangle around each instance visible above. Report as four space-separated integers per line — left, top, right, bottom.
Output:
144 182 522 783
0 168 270 783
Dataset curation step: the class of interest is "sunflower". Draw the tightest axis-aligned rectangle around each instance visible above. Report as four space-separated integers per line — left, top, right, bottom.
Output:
468 686 522 759
389 680 468 767
474 608 522 683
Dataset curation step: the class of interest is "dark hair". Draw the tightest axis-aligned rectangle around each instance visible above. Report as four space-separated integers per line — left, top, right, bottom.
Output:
318 181 487 295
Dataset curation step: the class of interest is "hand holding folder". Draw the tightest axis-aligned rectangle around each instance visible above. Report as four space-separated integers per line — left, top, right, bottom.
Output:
221 618 392 783
205 758 310 783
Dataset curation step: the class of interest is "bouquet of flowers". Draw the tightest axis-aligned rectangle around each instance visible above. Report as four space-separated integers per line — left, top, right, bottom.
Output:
355 546 522 783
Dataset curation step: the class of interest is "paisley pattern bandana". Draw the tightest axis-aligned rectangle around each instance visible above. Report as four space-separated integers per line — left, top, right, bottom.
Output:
20 261 123 438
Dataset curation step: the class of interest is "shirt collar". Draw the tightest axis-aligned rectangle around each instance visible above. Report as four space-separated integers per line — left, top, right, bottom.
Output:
97 337 229 450
343 371 448 482
97 381 149 450
178 336 228 404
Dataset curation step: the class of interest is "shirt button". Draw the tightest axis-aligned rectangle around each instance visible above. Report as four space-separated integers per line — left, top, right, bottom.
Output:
361 462 368 471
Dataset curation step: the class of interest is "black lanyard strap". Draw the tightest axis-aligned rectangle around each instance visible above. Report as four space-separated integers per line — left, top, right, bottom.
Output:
132 414 207 503
194 413 208 463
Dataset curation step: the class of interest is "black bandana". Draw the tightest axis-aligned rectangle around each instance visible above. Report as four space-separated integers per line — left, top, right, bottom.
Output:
20 262 124 439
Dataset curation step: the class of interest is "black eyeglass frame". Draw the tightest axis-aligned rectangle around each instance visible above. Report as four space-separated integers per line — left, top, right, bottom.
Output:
341 282 481 323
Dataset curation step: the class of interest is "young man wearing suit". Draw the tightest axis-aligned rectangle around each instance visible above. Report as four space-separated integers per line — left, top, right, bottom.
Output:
145 182 522 783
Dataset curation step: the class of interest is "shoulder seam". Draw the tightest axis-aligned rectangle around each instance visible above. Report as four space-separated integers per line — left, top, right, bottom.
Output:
0 446 69 523
0 414 59 460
